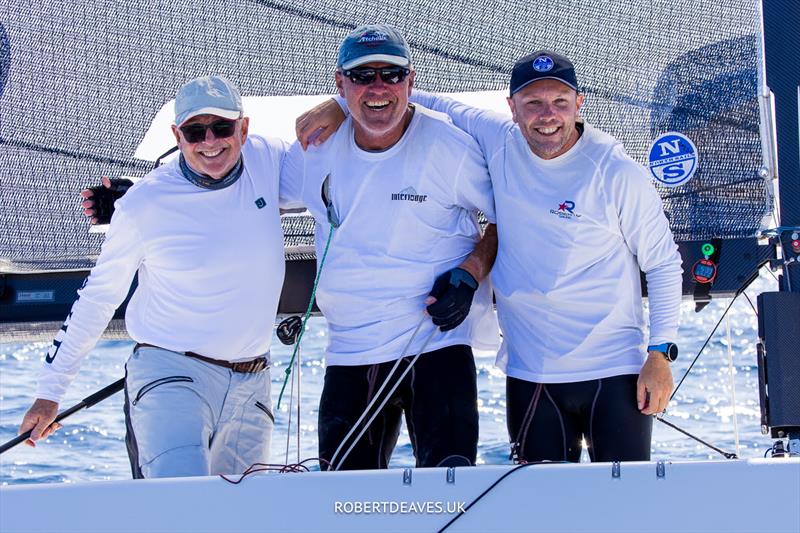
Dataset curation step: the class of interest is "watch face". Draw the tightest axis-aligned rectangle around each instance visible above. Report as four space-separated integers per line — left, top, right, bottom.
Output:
665 343 679 362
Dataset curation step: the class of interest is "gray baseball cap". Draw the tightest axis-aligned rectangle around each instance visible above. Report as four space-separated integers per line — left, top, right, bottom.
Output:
174 75 243 126
337 24 411 71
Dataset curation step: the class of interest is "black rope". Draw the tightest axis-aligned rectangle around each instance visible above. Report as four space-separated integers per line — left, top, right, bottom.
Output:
670 293 740 402
437 462 559 532
656 416 737 459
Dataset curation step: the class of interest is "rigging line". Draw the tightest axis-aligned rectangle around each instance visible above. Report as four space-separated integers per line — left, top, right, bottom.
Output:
296 344 301 465
284 341 297 466
742 291 758 317
0 137 151 170
660 175 766 200
670 293 740 403
655 416 737 459
247 0 506 73
333 325 438 471
437 462 563 533
328 316 429 470
724 304 741 457
277 222 335 409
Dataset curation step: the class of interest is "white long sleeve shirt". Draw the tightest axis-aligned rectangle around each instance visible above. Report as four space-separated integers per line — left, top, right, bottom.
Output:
412 92 683 383
280 105 500 366
37 135 289 402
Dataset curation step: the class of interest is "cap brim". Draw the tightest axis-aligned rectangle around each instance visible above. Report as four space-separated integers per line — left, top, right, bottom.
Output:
340 54 410 70
510 76 578 96
176 107 242 126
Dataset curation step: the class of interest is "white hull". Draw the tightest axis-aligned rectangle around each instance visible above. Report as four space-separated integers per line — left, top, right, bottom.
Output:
2 458 798 532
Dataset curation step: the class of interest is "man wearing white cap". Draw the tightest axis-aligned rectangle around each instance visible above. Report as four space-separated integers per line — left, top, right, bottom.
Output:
300 50 683 463
19 75 287 478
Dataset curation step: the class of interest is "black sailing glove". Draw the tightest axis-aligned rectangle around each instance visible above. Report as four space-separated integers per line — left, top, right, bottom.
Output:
426 267 478 332
87 178 133 224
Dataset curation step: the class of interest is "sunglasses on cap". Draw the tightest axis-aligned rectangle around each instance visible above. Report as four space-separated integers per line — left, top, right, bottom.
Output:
342 66 410 85
178 119 238 143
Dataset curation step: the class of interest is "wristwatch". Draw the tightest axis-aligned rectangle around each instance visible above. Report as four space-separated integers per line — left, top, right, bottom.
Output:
647 342 678 363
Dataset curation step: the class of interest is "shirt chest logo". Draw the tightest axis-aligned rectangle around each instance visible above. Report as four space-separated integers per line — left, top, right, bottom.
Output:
391 186 427 203
549 200 582 220
254 197 266 209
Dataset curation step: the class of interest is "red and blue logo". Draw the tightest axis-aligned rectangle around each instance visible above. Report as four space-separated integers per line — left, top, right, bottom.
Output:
550 200 581 220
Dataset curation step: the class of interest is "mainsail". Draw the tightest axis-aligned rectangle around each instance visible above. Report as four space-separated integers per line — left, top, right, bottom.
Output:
0 0 775 335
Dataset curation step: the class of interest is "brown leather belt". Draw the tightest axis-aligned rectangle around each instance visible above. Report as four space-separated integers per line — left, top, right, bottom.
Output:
134 343 269 374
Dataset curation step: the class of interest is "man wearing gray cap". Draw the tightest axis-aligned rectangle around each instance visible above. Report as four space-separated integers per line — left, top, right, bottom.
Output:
301 49 682 463
76 26 499 472
19 75 287 478
283 24 499 470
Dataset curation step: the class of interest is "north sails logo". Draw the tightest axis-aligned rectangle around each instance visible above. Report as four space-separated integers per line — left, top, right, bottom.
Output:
549 200 582 220
391 186 427 203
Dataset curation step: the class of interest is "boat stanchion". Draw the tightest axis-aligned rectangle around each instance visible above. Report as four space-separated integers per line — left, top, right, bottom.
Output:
611 461 621 479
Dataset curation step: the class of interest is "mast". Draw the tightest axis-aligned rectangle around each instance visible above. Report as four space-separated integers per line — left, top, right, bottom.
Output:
757 0 800 454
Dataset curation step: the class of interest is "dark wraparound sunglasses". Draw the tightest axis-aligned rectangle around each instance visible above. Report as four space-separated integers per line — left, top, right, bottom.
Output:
342 66 410 85
179 119 238 143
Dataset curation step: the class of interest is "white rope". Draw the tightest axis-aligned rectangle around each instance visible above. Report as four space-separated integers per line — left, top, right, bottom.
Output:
328 315 433 470
296 343 301 465
724 299 741 457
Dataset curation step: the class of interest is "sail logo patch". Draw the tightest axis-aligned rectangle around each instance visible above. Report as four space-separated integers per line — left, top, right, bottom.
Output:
648 132 698 187
532 56 554 72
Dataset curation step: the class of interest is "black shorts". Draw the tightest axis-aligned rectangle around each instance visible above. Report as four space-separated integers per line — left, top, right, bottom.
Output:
318 344 478 471
506 374 652 463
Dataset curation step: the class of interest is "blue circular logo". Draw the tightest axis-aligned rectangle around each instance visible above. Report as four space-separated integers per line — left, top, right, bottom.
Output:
648 132 698 187
532 56 554 72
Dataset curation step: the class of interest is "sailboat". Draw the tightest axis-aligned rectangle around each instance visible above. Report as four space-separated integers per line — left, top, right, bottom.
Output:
1 0 798 531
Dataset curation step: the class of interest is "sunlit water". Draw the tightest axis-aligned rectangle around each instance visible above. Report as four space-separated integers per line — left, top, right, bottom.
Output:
0 274 779 484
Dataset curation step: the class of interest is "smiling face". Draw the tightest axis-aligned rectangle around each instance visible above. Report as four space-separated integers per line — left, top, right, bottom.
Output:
335 61 416 151
171 114 249 179
507 79 585 159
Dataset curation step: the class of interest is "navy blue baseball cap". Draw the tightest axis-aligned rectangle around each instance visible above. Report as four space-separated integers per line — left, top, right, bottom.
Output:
509 50 578 96
337 24 412 71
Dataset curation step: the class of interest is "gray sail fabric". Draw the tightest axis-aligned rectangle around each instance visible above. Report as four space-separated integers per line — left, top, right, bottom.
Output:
0 0 770 273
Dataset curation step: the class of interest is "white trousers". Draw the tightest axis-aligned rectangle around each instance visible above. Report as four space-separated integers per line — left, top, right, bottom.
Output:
124 345 273 478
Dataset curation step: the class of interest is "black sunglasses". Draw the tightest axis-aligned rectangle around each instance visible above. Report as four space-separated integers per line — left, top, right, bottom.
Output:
342 66 410 85
179 119 238 143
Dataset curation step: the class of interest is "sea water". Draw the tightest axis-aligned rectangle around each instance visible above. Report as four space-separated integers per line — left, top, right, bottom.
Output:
0 274 778 484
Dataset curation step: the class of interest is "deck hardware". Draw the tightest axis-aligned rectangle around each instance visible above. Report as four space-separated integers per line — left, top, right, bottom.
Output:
403 468 412 485
611 461 621 479
656 460 666 479
446 467 456 484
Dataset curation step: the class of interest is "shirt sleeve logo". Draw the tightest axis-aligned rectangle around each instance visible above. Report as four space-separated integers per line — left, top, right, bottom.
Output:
648 132 698 187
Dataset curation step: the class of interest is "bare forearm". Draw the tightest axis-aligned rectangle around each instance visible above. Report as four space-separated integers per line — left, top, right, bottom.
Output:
458 223 497 282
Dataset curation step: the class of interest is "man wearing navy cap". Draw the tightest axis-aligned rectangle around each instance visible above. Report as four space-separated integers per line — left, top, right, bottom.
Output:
300 49 682 463
417 50 682 463
20 75 289 478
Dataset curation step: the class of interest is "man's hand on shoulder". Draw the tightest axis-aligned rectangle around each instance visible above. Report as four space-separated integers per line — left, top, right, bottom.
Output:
80 177 133 225
637 351 674 415
19 399 61 447
295 98 346 150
